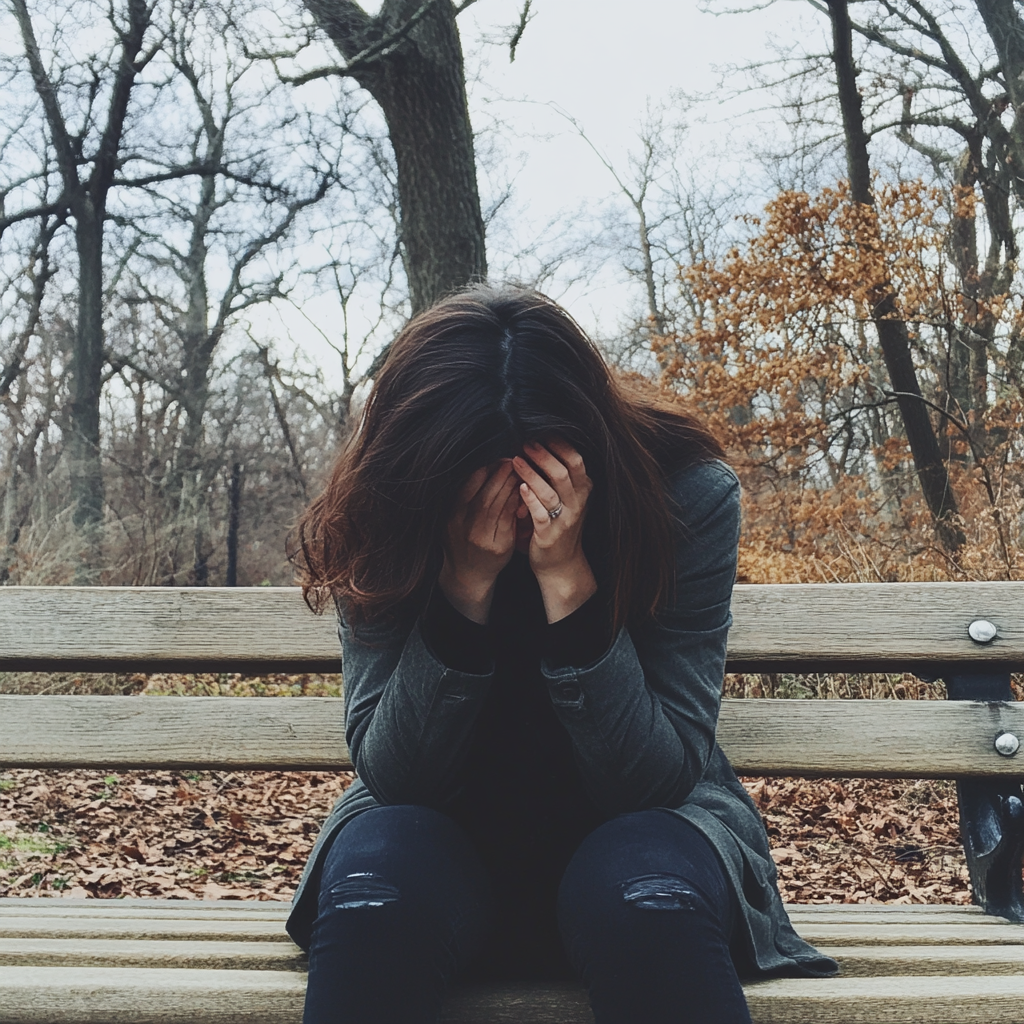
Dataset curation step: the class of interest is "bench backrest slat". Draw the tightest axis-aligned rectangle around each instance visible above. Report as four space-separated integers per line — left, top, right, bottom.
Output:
2 695 1022 778
1 583 1023 673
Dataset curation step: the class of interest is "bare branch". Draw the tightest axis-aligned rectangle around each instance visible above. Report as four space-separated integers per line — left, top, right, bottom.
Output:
508 0 534 62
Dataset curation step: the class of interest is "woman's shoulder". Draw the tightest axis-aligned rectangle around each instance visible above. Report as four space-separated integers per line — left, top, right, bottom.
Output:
663 458 741 530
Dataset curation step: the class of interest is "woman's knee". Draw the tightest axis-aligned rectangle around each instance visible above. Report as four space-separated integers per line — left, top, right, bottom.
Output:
318 804 488 919
556 811 750 1023
304 806 491 1023
557 809 733 941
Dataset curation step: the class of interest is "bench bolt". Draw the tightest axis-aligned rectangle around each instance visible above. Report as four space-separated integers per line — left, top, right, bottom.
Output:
969 620 998 643
995 733 1020 757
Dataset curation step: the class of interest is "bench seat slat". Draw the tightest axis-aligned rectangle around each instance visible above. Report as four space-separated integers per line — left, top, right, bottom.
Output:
743 976 1024 1023
0 898 987 916
4 936 1023 978
4 695 1024 778
0 966 307 1024
785 912 1008 926
794 922 1024 946
6 969 1024 1024
7 910 1018 945
0 938 305 971
2 582 1023 674
781 903 985 914
0 898 291 913
0 917 288 942
816 945 1024 977
11 915 1020 947
0 903 290 921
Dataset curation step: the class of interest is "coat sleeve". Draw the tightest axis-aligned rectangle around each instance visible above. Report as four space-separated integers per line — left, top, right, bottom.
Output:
340 603 494 807
540 459 741 814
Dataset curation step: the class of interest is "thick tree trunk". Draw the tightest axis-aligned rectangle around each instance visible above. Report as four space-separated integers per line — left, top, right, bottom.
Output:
305 0 487 312
828 0 964 552
170 171 216 585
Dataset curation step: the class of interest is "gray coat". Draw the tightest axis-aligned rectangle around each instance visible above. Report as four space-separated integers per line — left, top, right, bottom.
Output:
286 459 838 978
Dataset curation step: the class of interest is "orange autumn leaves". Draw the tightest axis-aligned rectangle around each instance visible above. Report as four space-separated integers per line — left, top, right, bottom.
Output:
657 179 1024 584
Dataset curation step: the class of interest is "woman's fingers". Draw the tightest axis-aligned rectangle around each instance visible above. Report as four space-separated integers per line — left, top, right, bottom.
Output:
544 438 589 494
512 453 561 514
486 470 520 534
524 442 572 498
496 479 521 537
458 462 519 554
457 465 490 508
472 461 514 516
519 481 552 529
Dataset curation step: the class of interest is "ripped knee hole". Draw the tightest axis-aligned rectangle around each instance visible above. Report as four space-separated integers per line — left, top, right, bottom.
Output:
620 873 702 911
328 872 400 910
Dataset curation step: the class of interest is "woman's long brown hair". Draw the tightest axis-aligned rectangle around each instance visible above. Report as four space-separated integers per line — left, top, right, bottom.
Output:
296 286 724 631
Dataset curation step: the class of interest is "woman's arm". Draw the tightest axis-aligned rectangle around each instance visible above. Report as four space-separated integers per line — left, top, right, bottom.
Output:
541 459 741 814
341 609 494 808
342 461 519 807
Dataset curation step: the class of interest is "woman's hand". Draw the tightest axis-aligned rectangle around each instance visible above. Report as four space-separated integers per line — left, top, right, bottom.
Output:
438 461 521 623
513 440 598 623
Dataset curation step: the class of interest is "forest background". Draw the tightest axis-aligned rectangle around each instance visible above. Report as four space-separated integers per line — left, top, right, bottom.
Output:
2 0 1023 903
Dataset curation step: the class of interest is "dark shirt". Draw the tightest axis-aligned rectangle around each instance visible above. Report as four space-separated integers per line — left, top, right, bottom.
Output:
420 552 612 976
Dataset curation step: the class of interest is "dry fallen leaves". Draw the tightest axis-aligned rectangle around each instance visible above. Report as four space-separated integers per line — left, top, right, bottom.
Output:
0 767 353 900
0 766 973 905
742 775 971 905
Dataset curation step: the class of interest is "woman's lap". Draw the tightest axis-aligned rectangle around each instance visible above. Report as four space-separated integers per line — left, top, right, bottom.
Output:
303 804 750 1024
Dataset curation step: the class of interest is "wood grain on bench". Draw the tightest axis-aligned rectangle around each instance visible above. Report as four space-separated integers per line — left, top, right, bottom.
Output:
4 694 1024 778
3 900 1024 1022
2 583 1023 1022
2 582 1023 673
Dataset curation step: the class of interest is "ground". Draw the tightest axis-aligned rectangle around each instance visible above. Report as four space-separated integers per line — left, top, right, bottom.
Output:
0 770 970 904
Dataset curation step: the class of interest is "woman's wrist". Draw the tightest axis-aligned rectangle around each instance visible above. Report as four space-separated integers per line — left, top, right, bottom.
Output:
535 554 598 624
438 561 498 624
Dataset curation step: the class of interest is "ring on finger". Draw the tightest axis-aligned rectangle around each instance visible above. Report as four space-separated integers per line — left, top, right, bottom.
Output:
546 501 564 521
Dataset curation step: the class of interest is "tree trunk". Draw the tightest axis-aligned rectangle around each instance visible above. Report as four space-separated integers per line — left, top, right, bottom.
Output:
226 462 241 586
68 214 106 535
827 0 964 552
305 0 487 312
975 0 1024 182
12 0 153 545
171 168 217 585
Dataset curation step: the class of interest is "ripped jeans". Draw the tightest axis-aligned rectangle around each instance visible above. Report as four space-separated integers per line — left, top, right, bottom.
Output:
302 805 752 1024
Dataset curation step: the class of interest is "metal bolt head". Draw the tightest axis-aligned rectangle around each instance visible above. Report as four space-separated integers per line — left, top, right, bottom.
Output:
968 619 998 643
994 732 1020 757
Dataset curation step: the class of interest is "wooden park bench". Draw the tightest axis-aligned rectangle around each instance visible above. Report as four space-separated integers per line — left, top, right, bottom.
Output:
1 581 1023 1022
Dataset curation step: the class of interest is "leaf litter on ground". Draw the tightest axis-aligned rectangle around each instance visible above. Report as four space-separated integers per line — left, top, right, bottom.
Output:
0 769 971 904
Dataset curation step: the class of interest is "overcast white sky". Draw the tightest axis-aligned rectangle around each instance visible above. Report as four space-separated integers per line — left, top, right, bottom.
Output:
459 0 824 331
260 0 827 379
465 0 810 210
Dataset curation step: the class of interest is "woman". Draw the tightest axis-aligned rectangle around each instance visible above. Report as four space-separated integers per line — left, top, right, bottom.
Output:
289 286 836 1024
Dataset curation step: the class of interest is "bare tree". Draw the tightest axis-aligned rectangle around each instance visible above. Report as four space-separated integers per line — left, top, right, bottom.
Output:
104 0 343 583
825 0 964 550
0 214 64 581
299 0 487 313
5 0 162 542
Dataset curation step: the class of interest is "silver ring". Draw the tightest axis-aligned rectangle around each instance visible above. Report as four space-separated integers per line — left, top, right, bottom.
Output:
547 502 563 521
